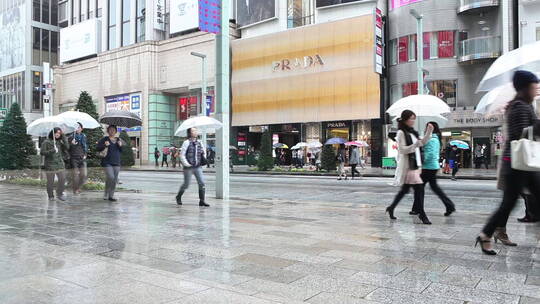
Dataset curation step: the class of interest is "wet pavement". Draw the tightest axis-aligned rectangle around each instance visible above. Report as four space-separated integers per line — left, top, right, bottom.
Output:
0 173 539 304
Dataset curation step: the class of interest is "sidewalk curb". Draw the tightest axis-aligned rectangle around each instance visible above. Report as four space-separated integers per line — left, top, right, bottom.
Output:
124 168 497 181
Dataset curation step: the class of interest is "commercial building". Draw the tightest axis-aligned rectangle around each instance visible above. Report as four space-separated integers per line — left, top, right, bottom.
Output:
387 0 515 168
231 0 387 167
0 0 59 124
518 0 540 46
53 0 238 164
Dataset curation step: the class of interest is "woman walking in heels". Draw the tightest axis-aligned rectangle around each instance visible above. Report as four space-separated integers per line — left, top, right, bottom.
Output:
476 71 540 255
386 110 434 224
410 122 456 217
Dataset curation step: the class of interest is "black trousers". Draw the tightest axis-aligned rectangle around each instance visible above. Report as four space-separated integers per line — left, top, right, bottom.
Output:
162 157 168 167
389 184 426 215
351 164 360 178
483 161 540 237
418 169 455 212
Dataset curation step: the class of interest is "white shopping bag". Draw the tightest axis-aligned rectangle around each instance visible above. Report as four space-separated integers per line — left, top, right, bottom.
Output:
511 127 540 171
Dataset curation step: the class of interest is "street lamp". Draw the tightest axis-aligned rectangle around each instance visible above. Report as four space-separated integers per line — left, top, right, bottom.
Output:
410 9 424 95
190 51 208 149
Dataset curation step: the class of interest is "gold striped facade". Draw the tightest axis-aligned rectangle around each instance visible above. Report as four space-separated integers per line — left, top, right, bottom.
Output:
231 15 381 126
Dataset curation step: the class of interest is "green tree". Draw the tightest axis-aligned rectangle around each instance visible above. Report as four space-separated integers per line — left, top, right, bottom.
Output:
320 144 336 172
0 103 37 170
119 130 135 167
257 130 274 171
75 91 103 167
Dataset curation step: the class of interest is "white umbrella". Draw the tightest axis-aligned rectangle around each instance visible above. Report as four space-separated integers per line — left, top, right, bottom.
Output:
307 141 322 149
475 83 516 116
386 95 451 118
27 116 79 137
175 116 223 136
476 41 540 92
57 111 101 129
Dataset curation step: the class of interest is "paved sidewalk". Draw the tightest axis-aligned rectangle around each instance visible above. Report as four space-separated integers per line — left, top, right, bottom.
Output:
128 165 498 180
0 182 538 304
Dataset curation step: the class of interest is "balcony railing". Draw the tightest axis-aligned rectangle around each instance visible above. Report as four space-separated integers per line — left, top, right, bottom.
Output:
458 36 501 63
458 0 499 14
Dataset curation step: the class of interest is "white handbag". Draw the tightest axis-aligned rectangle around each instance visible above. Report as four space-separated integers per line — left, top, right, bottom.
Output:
511 126 540 171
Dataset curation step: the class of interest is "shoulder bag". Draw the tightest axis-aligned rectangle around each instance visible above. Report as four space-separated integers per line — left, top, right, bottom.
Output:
511 126 540 171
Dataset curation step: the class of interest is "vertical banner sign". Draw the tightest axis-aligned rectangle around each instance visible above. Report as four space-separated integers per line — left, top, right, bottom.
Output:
179 97 189 120
374 8 383 74
154 0 165 30
198 0 221 34
205 95 214 116
438 31 455 58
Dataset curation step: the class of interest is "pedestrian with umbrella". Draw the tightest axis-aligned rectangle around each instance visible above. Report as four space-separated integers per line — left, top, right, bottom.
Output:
98 110 142 201
386 110 434 225
348 145 361 179
41 128 70 201
477 70 540 255
68 123 88 194
336 144 347 180
177 127 210 207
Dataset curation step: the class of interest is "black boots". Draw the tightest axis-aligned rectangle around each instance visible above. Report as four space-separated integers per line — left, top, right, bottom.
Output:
176 190 184 205
199 187 209 207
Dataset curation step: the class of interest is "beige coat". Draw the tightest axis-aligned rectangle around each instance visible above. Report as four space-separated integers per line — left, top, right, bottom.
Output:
392 128 433 186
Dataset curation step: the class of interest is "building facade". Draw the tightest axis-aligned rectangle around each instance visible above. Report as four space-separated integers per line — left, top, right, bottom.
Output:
53 0 238 164
387 0 514 168
0 0 59 124
230 0 387 167
518 0 540 46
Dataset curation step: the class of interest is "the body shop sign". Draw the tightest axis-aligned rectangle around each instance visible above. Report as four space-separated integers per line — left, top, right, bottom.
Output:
390 0 423 10
105 93 142 131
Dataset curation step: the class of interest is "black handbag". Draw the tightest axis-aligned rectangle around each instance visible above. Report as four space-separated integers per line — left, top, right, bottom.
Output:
200 155 208 166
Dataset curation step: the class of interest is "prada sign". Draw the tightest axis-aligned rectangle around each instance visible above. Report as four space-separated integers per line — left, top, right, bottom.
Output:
272 55 325 72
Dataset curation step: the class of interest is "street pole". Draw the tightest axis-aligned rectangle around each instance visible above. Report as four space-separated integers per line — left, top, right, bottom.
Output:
410 9 424 95
190 52 208 149
215 0 230 199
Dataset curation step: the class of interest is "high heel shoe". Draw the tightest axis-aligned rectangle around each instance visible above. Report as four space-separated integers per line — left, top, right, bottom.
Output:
493 228 517 246
386 207 397 220
475 236 496 255
418 213 432 225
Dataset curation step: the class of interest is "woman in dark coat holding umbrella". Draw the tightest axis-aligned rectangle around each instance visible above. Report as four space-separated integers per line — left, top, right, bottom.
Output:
96 125 123 201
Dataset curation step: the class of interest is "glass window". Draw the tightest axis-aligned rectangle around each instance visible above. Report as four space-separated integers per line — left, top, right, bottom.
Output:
59 1 67 22
32 28 41 65
51 31 58 66
122 22 130 46
109 0 117 49
287 0 314 29
422 32 430 60
81 0 87 21
408 34 416 62
536 26 540 41
122 0 131 46
42 0 50 24
428 80 457 106
389 39 397 66
390 85 402 104
33 71 42 111
402 82 418 97
72 0 78 24
109 26 116 49
136 0 146 42
438 31 455 58
430 32 439 59
41 30 50 64
398 36 408 64
33 0 41 22
122 0 130 22
88 0 94 18
51 0 59 25
97 0 104 17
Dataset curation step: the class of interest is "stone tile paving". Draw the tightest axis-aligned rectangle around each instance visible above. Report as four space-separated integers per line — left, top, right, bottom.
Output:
0 182 539 304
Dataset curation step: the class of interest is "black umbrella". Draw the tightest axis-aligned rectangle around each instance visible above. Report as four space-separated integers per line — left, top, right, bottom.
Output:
99 110 142 128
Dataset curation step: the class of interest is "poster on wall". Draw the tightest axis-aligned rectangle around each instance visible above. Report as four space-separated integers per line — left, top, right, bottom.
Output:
236 0 276 27
438 31 455 58
0 2 25 73
169 0 199 34
390 0 423 10
316 0 364 9
105 93 142 131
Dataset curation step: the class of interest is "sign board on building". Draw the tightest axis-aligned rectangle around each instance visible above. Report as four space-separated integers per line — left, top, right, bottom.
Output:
444 110 503 129
105 92 142 131
0 108 7 123
154 0 165 30
170 0 199 34
60 19 101 63
390 0 423 10
231 15 380 126
374 8 383 74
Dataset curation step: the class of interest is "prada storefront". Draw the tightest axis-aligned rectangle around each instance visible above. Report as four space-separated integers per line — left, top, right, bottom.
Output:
231 15 383 166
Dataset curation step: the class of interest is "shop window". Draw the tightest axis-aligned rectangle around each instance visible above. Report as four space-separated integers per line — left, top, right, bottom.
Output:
408 34 416 62
389 39 397 66
428 80 457 106
438 31 455 58
398 36 408 64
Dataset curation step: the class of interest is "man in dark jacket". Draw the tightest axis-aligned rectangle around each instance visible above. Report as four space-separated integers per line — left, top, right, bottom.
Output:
68 123 88 194
449 145 460 181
